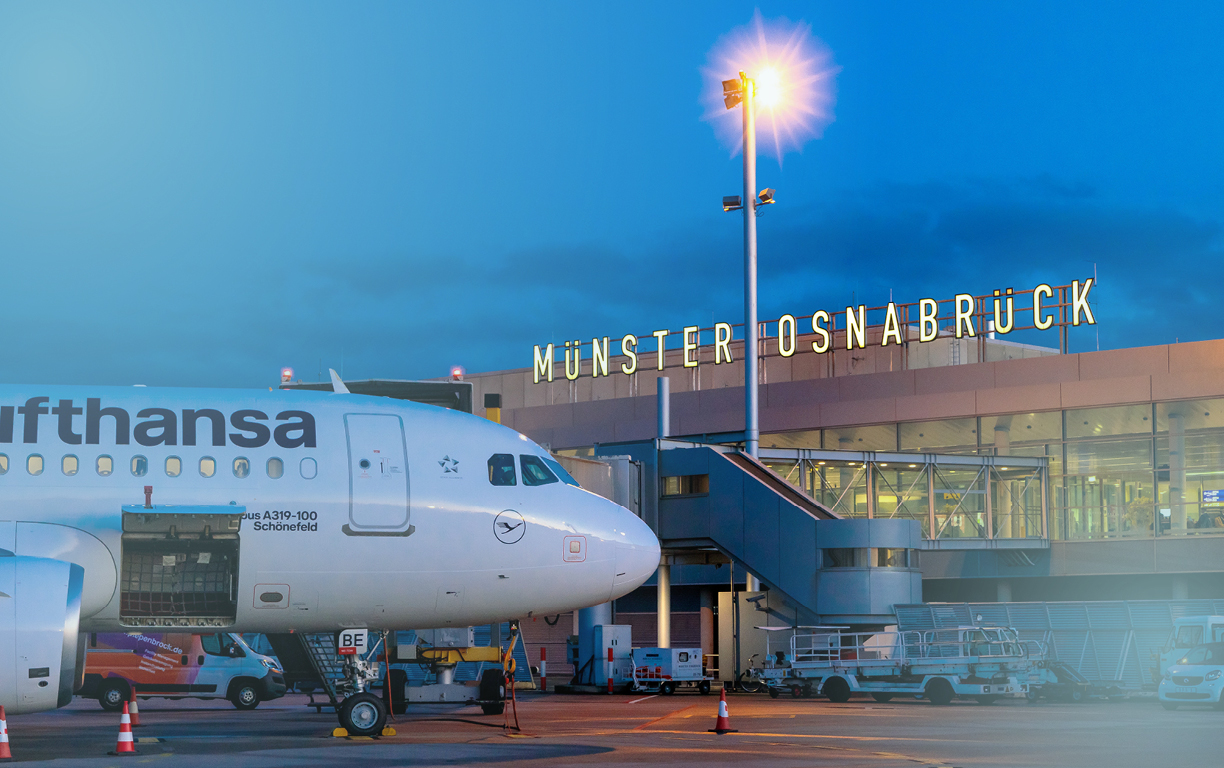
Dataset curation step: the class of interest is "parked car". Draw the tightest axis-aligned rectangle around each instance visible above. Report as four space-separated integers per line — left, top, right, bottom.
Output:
1158 642 1224 710
1027 661 1124 703
78 632 286 711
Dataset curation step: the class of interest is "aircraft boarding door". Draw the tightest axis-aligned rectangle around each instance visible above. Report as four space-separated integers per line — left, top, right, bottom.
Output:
343 414 413 537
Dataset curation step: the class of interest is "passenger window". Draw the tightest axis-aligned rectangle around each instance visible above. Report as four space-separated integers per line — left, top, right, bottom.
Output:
488 454 516 486
166 456 182 477
521 455 559 486
62 455 79 476
300 457 317 480
131 455 148 477
199 457 215 477
27 454 43 476
97 455 113 476
267 457 284 479
233 457 250 478
0 453 8 474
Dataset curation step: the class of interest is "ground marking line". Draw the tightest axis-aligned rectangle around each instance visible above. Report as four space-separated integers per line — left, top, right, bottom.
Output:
631 703 698 731
627 695 658 705
635 728 965 744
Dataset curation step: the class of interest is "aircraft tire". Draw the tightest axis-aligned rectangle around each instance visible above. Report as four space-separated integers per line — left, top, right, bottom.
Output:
339 693 387 737
481 702 506 715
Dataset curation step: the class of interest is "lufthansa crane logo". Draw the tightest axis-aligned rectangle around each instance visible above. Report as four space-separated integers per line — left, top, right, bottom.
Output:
493 510 526 544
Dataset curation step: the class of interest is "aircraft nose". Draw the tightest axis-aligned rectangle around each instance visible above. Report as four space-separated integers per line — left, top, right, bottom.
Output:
612 507 661 599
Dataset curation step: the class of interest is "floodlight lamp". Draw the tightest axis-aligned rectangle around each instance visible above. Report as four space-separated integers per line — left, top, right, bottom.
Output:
722 78 743 110
722 195 743 212
757 188 776 205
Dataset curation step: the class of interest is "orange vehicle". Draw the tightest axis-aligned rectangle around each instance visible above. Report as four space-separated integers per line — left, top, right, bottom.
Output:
78 632 286 711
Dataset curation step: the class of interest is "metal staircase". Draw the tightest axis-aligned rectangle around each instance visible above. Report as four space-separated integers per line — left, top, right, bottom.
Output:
298 633 345 710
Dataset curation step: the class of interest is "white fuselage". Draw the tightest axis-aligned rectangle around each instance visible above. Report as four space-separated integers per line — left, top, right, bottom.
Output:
0 384 660 633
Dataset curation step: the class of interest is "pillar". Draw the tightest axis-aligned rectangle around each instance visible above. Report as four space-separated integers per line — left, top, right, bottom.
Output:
996 580 1013 603
1169 412 1187 532
577 603 612 684
994 417 1015 538
657 564 671 648
700 588 715 661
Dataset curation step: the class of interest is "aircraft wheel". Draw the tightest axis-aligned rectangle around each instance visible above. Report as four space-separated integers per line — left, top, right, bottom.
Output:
481 701 506 715
339 693 387 737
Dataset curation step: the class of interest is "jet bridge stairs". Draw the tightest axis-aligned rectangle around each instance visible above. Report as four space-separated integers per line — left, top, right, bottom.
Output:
594 440 924 627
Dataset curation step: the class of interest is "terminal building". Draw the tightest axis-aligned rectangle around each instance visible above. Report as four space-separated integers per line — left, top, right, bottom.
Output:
455 313 1224 682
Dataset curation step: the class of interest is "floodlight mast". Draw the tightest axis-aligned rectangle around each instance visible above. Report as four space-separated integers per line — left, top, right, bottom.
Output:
725 71 760 461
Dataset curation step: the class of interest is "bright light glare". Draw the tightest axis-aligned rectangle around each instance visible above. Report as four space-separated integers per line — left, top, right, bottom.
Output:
756 67 782 109
702 11 840 160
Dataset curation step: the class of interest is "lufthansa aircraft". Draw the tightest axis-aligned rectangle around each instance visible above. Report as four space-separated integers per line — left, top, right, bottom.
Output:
0 381 660 719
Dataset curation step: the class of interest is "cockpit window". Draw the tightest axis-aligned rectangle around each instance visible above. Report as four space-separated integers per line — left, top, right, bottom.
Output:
544 457 580 487
521 455 559 486
488 454 516 486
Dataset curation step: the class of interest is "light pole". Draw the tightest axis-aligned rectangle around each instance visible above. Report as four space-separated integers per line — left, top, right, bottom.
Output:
722 72 774 461
723 73 774 594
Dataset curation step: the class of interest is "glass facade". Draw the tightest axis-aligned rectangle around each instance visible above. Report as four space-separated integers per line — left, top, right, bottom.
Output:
762 398 1224 541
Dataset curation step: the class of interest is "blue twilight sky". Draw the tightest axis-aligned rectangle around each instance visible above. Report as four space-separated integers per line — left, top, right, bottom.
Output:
0 2 1221 387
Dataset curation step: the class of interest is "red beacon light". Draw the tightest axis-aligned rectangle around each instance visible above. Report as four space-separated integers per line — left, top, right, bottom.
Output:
450 366 465 382
280 367 294 384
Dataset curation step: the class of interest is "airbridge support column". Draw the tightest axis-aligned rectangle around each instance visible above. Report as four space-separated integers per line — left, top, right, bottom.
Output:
577 603 612 684
657 562 671 648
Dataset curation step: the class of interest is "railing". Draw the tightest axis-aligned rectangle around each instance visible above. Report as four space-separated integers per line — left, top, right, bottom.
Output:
765 627 1034 671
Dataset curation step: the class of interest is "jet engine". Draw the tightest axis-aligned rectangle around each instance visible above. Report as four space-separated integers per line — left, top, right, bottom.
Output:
0 554 85 714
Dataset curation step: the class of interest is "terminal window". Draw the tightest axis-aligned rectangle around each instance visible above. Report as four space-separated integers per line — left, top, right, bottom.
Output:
661 475 710 496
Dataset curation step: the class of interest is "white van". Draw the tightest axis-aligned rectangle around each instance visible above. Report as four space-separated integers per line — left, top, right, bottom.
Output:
1153 616 1224 683
78 632 286 710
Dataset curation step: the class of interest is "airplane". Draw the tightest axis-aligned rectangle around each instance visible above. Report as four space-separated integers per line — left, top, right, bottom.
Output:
0 375 660 734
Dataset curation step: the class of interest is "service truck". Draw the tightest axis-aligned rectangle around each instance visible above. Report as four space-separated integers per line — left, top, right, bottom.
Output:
630 647 712 695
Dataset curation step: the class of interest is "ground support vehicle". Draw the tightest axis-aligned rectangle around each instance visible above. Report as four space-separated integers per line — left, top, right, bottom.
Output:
1151 616 1224 685
757 626 1033 705
1157 641 1224 710
630 648 712 695
1025 660 1124 702
78 632 285 711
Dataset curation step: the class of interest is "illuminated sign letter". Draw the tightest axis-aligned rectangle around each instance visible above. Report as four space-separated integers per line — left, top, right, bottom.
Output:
811 311 830 353
846 305 866 350
919 299 938 342
683 326 699 368
881 303 902 346
533 344 555 383
653 329 669 371
1072 278 1095 325
714 323 733 364
621 335 638 375
592 336 610 377
1033 284 1055 330
992 289 1015 334
564 340 581 381
778 314 797 357
954 294 976 339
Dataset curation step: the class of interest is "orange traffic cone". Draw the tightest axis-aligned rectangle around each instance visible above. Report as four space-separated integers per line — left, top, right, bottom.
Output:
128 689 141 727
0 705 12 760
708 688 737 734
107 701 138 756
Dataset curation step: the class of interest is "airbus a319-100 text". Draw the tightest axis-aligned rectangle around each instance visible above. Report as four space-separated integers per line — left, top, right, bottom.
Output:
0 377 660 725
